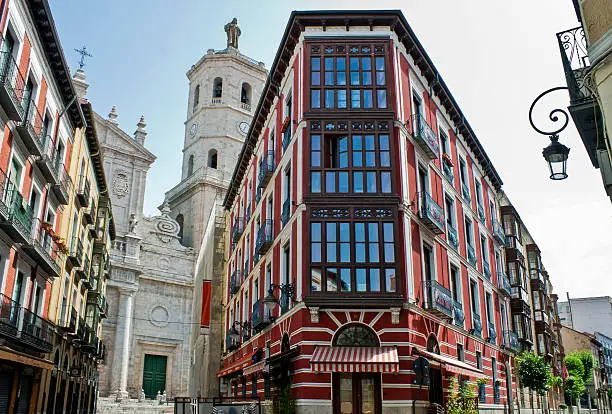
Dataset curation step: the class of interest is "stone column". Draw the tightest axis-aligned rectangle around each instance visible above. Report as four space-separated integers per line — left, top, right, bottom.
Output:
112 286 136 401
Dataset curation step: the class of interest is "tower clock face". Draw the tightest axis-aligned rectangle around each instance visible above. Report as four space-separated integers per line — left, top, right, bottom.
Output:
238 121 249 136
189 123 197 137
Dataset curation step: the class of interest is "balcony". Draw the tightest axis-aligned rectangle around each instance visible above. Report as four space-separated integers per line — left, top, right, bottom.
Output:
471 314 482 337
97 341 106 360
257 151 275 189
461 183 471 203
232 217 244 242
488 322 497 344
418 192 445 235
497 271 511 296
68 237 84 268
256 220 273 255
20 307 53 353
230 271 240 295
447 224 459 251
23 218 63 277
16 101 47 156
503 330 520 352
0 50 26 121
556 26 604 168
492 218 506 245
422 280 453 319
0 293 20 339
225 332 239 352
75 176 90 208
82 201 95 225
477 204 485 223
483 260 491 279
453 300 465 327
75 254 90 282
467 244 477 267
252 299 272 332
0 184 33 244
81 326 98 352
442 157 453 184
72 315 84 340
281 199 290 226
408 113 439 160
530 269 547 292
51 165 73 205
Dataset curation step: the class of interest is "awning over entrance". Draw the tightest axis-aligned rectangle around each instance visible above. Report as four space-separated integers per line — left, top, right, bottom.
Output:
416 349 486 379
0 346 54 370
310 346 399 373
217 350 258 378
242 360 266 376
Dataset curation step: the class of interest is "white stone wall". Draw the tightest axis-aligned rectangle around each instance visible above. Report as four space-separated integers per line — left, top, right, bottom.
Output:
558 297 612 338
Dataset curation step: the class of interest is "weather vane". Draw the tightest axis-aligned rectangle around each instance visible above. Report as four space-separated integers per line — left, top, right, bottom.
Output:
74 45 92 69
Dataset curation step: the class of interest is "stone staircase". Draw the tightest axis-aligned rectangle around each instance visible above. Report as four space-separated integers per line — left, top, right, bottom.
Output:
96 397 174 413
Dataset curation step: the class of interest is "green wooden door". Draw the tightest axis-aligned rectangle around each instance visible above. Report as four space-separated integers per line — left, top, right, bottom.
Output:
142 354 167 398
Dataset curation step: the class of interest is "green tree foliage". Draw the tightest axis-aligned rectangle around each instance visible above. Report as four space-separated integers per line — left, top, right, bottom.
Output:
563 375 585 401
515 351 553 396
564 354 584 380
547 376 563 388
574 351 595 384
445 378 479 414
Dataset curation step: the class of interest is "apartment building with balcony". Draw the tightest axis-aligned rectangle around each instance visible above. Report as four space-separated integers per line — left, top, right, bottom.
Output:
213 10 570 414
0 1 114 412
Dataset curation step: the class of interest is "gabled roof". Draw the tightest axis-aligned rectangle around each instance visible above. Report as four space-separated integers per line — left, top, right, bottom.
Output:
94 112 156 165
224 10 503 209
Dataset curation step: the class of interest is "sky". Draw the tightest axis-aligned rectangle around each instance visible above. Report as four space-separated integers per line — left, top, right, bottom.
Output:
49 0 611 299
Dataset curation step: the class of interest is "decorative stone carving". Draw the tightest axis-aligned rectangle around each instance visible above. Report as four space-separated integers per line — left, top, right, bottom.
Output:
112 170 129 198
309 307 320 323
150 305 170 327
391 307 401 325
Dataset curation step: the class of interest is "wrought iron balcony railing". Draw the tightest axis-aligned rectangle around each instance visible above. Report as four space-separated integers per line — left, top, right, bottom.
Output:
497 271 512 296
556 26 591 104
418 192 445 235
0 49 26 121
453 300 465 327
488 322 497 344
422 280 453 319
76 176 91 208
230 270 241 295
492 218 506 245
477 204 486 223
472 313 482 337
483 260 491 279
52 164 73 205
25 218 63 277
442 158 453 184
17 99 47 156
0 183 33 244
256 220 273 255
281 199 290 226
467 244 477 267
408 113 439 160
280 290 291 315
0 293 20 339
68 236 84 268
20 307 53 353
257 151 275 189
447 224 459 251
232 217 244 242
252 299 272 332
503 330 520 352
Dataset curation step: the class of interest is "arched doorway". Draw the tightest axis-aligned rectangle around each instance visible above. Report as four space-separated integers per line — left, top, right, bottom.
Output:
46 350 60 413
332 324 381 414
426 335 443 407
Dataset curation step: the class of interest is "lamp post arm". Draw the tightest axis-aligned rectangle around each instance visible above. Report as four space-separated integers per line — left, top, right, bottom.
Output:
528 86 570 137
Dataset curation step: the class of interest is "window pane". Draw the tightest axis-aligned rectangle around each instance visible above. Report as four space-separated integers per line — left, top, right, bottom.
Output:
312 72 320 86
350 57 359 70
356 268 367 292
369 243 379 262
383 223 393 242
368 223 379 241
326 171 335 192
340 243 350 262
327 243 336 262
327 268 338 292
350 71 360 86
370 269 381 292
324 57 334 70
375 57 385 71
352 136 363 167
325 89 334 108
355 223 365 241
365 135 375 150
384 242 394 262
351 90 360 108
311 268 321 291
379 135 389 150
312 223 322 241
381 172 391 193
340 268 351 292
338 172 349 193
363 90 373 108
312 242 321 262
377 90 387 108
336 57 346 71
311 172 321 192
311 135 321 150
324 72 334 86
327 223 337 241
312 57 321 71
365 152 376 167
362 57 371 70
340 223 350 241
366 172 377 192
311 90 320 108
376 71 385 85
356 243 366 262
380 152 390 167
337 90 347 108
337 72 346 86
362 71 372 86
353 172 364 193
311 151 321 167
385 269 396 292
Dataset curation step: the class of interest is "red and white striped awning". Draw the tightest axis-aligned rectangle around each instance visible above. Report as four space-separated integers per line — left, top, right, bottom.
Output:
417 349 486 379
310 346 399 373
242 360 266 377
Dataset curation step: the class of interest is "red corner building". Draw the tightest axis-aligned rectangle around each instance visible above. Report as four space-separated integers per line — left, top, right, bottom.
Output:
219 10 554 413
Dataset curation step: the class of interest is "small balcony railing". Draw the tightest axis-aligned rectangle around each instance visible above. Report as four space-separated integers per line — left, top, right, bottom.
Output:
477 204 485 223
230 271 240 295
408 113 439 160
0 183 33 244
418 192 445 235
461 183 471 203
256 220 273 255
453 300 465 327
471 313 482 337
68 236 84 268
556 26 591 104
232 217 244 242
20 307 53 353
492 218 506 245
447 224 459 251
52 164 73 205
467 244 477 267
257 151 275 189
488 322 497 344
497 271 511 296
442 157 453 184
280 290 291 315
0 293 20 339
281 199 290 226
76 254 90 282
76 176 90 208
483 260 491 279
503 330 520 352
252 299 272 332
76 316 85 341
82 201 96 225
422 280 453 319
17 100 47 156
0 49 26 121
25 218 63 277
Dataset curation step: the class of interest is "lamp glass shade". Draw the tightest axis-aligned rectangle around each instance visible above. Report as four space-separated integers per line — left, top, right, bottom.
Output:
542 140 570 180
263 293 278 311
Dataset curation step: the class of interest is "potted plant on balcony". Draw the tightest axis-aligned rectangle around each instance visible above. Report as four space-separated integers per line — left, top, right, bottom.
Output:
41 221 53 233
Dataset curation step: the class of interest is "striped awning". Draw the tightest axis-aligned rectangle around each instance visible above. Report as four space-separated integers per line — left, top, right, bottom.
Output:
242 360 266 376
417 349 486 379
310 346 399 373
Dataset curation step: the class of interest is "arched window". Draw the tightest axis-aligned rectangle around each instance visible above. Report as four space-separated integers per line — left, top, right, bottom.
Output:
208 149 218 169
176 214 184 243
193 84 200 110
187 154 194 176
426 334 440 354
213 77 223 99
333 324 379 347
241 83 251 105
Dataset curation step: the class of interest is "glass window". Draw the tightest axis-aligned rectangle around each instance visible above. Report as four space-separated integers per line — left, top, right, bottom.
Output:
376 57 386 85
363 90 373 108
351 90 360 108
385 269 396 292
340 268 351 292
352 135 363 167
326 222 337 262
368 223 379 262
311 268 321 291
339 223 350 262
356 268 367 292
354 172 364 193
311 90 321 108
311 135 321 167
365 135 376 167
383 223 394 262
377 90 387 108
370 269 381 292
381 172 391 193
366 172 377 193
355 223 366 263
337 90 347 108
327 268 338 292
325 89 334 108
326 172 336 193
311 172 321 193
311 223 321 262
379 135 390 167
338 172 349 193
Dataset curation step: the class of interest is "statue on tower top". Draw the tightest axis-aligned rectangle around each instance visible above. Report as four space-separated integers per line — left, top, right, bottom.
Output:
224 18 241 50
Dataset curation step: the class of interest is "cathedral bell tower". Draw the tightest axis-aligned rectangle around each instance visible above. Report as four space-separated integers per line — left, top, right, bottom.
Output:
163 18 267 249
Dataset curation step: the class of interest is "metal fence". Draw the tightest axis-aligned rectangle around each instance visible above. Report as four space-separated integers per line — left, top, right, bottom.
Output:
174 397 260 414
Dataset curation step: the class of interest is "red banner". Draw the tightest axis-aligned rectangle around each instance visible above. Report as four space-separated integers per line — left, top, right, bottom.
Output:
201 281 211 327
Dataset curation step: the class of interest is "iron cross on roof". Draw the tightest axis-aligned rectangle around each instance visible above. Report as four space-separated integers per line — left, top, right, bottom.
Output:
74 45 93 69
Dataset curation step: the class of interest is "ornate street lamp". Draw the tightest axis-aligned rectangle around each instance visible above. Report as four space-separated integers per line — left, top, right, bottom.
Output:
228 321 250 341
264 283 295 311
529 86 571 180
